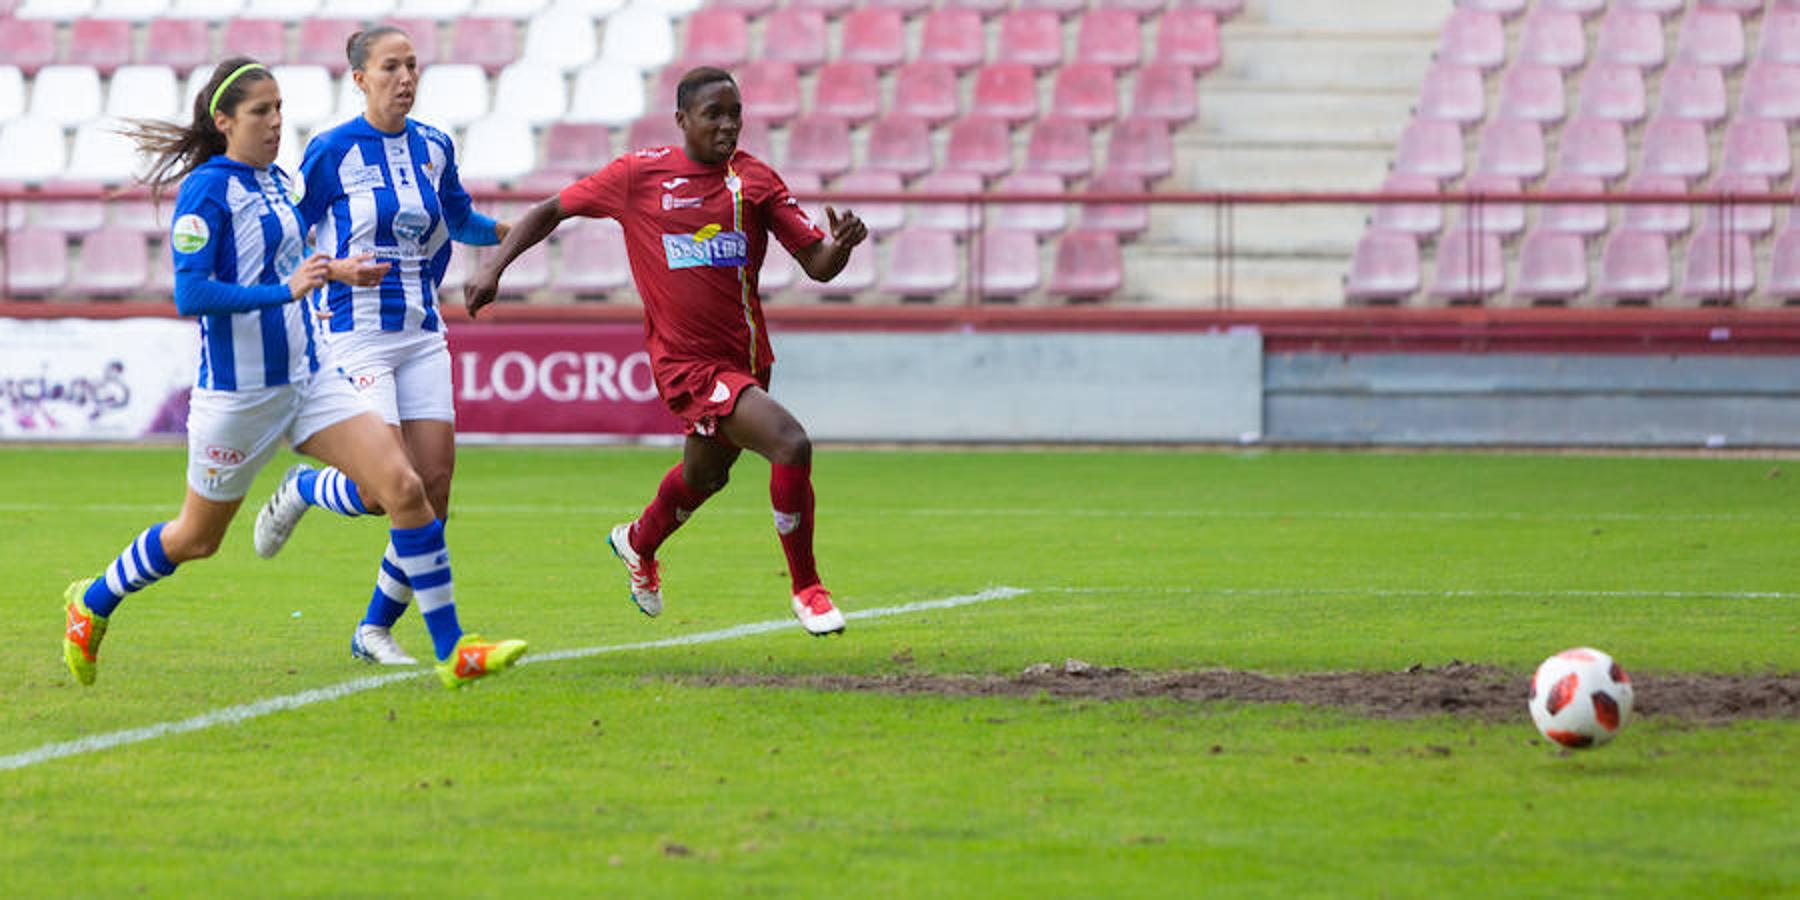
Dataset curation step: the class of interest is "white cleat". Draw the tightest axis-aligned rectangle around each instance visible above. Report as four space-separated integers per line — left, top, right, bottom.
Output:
607 523 663 617
791 584 846 636
351 624 419 665
253 463 313 559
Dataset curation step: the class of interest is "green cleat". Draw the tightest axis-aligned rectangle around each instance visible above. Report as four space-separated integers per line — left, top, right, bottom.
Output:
63 579 108 686
435 634 528 689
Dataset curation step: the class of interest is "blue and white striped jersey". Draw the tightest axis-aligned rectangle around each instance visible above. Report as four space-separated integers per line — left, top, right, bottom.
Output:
169 156 316 391
297 117 496 335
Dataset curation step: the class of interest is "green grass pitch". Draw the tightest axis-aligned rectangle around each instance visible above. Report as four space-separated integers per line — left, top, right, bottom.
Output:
1 445 1795 897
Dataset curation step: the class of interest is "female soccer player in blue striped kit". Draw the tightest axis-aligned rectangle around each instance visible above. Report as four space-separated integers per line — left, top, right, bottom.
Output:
249 26 510 667
61 58 526 689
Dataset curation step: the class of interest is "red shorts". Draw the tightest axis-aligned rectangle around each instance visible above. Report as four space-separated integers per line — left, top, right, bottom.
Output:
654 359 771 437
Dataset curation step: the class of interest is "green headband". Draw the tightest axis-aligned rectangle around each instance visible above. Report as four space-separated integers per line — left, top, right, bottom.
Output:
209 63 266 118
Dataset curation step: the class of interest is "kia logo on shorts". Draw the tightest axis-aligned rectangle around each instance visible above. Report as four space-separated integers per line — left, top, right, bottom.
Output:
205 445 245 466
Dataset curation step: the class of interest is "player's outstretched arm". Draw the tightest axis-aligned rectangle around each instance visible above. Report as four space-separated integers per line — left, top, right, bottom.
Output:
794 205 868 282
464 196 571 319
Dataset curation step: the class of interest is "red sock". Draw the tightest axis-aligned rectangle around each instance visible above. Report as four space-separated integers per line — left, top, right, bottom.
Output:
630 464 710 558
770 462 819 593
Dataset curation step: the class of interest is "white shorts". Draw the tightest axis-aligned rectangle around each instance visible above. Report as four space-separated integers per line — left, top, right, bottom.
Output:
320 330 455 426
185 370 373 501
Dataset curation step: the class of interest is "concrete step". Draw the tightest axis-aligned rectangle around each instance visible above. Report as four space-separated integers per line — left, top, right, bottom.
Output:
1219 28 1437 92
1197 87 1415 144
1252 0 1453 32
1176 142 1393 192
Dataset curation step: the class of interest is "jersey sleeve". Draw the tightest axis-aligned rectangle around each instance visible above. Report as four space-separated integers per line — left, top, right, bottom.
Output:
558 155 631 220
169 174 290 315
763 167 825 255
294 132 338 229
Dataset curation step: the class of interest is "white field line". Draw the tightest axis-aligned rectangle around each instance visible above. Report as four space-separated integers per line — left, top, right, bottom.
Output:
1043 586 1799 601
0 587 1030 774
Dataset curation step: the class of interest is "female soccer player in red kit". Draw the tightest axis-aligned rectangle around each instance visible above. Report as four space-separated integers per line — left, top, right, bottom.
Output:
464 66 868 635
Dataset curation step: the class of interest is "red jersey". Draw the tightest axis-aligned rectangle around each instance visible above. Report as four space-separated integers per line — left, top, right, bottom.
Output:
559 146 823 376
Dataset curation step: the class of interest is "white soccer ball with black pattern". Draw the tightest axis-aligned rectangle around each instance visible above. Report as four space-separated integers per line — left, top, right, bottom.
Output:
1529 647 1634 749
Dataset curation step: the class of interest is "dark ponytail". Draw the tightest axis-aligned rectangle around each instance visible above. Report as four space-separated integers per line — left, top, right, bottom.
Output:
120 56 273 199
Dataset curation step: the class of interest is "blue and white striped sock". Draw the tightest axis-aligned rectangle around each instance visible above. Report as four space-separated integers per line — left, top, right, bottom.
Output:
390 520 460 661
361 540 414 628
298 466 369 516
83 522 177 618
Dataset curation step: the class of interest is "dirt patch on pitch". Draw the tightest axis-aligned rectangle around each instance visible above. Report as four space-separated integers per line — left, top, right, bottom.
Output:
684 660 1799 725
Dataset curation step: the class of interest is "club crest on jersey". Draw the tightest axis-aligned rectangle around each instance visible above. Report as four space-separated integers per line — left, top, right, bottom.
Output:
392 208 430 243
662 193 703 210
663 224 748 269
171 214 210 254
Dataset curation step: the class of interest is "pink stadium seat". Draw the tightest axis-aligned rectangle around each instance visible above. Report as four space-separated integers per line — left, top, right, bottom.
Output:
0 19 56 76
910 170 984 233
784 115 853 178
972 64 1040 125
1518 8 1587 69
830 169 905 234
811 61 881 124
1514 229 1589 303
68 226 148 297
541 122 613 176
4 230 66 297
1681 228 1756 302
552 219 631 297
1595 10 1665 69
1079 169 1148 239
974 227 1042 299
736 116 772 161
294 19 363 74
1370 172 1443 237
840 8 906 69
388 19 441 69
863 0 932 17
33 184 106 234
444 18 518 75
1576 64 1646 123
892 62 960 125
1739 64 1800 122
945 115 1014 180
878 227 961 297
1540 0 1605 16
65 20 132 76
1719 118 1792 179
1429 225 1505 301
1416 62 1485 125
1474 118 1545 178
1047 230 1124 300
1618 173 1692 235
1098 0 1168 19
789 0 855 18
710 0 775 17
1554 117 1628 180
1597 231 1671 301
1131 63 1199 126
1700 174 1775 238
918 8 986 71
1656 63 1727 123
1392 118 1464 182
1462 174 1525 237
995 171 1068 236
1437 10 1506 70
1615 0 1683 16
1105 116 1174 181
1496 64 1564 123
1759 9 1800 66
220 20 288 67
1675 9 1744 69
761 8 828 70
625 114 682 153
863 115 933 179
1343 230 1420 303
1015 0 1087 19
682 9 751 70
1050 64 1119 126
1535 173 1608 236
111 198 170 236
1022 116 1094 181
1155 10 1222 72
1639 117 1711 183
736 60 801 125
1075 9 1141 71
995 10 1063 70
1766 226 1800 301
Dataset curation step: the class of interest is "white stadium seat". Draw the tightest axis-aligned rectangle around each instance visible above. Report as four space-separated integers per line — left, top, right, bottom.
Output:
599 4 675 71
0 66 25 122
0 118 69 182
411 64 490 128
394 0 474 17
567 60 645 125
29 65 104 126
166 0 246 17
522 7 600 72
91 0 170 20
270 65 336 131
240 0 321 19
64 119 142 183
13 0 96 19
492 61 569 126
458 114 537 183
105 65 180 122
470 0 547 15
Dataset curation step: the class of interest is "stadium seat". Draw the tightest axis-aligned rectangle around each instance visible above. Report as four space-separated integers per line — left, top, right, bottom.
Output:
220 20 291 67
1615 0 1682 16
1513 228 1589 303
13 0 94 16
1461 174 1525 238
758 251 797 295
1496 64 1564 123
994 171 1067 236
0 19 57 76
795 236 874 296
784 114 853 178
1765 226 1800 302
67 226 147 296
1437 9 1506 70
567 61 645 126
944 115 1014 181
974 227 1041 299
33 180 106 232
876 227 960 298
393 0 472 16
1680 228 1756 302
470 0 548 15
412 64 490 128
1517 8 1586 70
623 113 681 153
829 169 904 235
3 230 67 296
1739 64 1800 122
995 10 1063 70
1015 0 1085 19
1416 62 1485 125
1078 168 1148 239
1474 118 1544 179
539 122 612 175
1050 64 1119 126
1596 230 1671 301
106 65 180 123
1075 9 1141 71
521 7 599 73
1575 64 1646 123
736 60 800 125
291 19 362 73
1553 116 1628 180
1047 229 1123 300
93 0 170 20
942 0 1007 16
387 21 442 68
140 19 212 72
681 8 750 70
811 61 881 124
891 61 960 125
1428 225 1505 302
601 5 674 71
64 121 140 184
1392 118 1464 182
840 8 906 69
1759 8 1800 66
1540 0 1604 14
269 65 335 131
1098 0 1166 19
863 115 933 180
64 19 132 76
550 218 630 296
1154 9 1222 71
1656 63 1727 123
241 0 321 18
783 170 827 227
861 0 929 16
917 8 985 71
1106 116 1174 182
1719 118 1792 180
1618 173 1692 235
491 240 551 295
788 0 853 17
1639 116 1711 182
1675 9 1744 69
1535 173 1608 236
760 8 828 70
28 65 102 127
1172 0 1242 18
318 0 388 15
972 65 1039 126
735 116 772 161
458 116 538 187
492 61 568 127
0 67 24 122
445 17 521 74
1130 63 1199 126
1369 172 1442 237
1699 174 1775 239
1021 116 1094 181
909 170 983 233
1594 10 1664 69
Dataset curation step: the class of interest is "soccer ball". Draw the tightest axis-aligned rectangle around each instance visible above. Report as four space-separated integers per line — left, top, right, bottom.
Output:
1528 647 1634 749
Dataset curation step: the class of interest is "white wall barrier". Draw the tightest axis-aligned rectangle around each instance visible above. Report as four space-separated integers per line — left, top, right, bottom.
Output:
0 318 196 440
